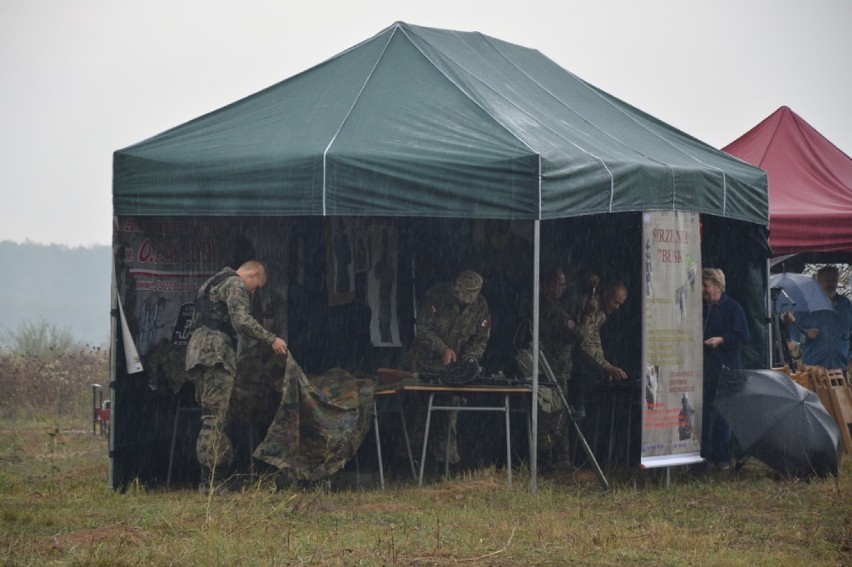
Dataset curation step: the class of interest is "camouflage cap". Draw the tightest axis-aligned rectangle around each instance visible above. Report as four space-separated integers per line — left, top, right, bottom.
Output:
453 269 483 304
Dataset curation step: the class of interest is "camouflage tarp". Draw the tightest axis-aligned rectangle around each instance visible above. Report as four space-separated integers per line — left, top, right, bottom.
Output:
253 355 375 482
231 343 287 428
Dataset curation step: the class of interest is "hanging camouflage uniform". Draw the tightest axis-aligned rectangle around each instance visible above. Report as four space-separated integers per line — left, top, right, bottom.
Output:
185 267 278 479
406 271 491 465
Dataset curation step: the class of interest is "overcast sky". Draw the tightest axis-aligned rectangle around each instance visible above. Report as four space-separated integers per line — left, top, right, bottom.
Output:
2 0 850 248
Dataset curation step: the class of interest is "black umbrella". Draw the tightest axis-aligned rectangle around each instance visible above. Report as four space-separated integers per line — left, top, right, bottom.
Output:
714 369 842 479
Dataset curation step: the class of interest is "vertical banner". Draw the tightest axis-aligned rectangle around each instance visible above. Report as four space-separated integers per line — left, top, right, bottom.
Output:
115 217 220 358
640 211 703 468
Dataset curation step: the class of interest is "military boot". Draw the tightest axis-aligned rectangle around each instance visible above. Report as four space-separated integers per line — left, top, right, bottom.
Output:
552 437 573 471
537 449 556 474
198 467 230 495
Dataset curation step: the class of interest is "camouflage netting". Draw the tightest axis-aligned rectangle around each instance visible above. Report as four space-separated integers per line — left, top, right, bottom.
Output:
231 343 288 427
253 355 375 482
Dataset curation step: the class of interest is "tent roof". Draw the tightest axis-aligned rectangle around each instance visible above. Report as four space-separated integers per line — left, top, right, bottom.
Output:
114 22 767 224
723 106 852 254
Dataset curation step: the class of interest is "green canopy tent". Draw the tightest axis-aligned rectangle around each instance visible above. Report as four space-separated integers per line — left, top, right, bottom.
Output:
111 22 768 490
115 22 765 221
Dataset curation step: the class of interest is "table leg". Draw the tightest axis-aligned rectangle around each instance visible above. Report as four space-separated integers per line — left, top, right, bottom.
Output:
398 403 417 481
525 399 533 469
372 400 385 490
418 392 436 486
608 399 617 472
444 415 451 479
504 393 512 488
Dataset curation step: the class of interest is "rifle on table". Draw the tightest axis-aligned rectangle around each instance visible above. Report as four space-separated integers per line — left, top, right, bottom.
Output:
377 360 481 387
376 368 441 385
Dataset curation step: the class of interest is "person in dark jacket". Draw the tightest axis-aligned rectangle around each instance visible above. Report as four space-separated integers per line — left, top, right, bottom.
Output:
701 268 749 470
789 265 852 372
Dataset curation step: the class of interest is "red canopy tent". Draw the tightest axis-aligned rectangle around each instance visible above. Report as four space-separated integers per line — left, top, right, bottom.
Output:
723 106 852 254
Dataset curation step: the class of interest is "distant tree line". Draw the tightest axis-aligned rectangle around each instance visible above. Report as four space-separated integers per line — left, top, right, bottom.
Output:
0 240 110 348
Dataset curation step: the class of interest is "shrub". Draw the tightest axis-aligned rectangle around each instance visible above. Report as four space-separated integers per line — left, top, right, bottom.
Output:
0 318 77 356
0 347 108 420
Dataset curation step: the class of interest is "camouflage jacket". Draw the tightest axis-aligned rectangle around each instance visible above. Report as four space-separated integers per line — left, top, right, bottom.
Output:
185 267 277 374
576 309 610 371
408 283 491 372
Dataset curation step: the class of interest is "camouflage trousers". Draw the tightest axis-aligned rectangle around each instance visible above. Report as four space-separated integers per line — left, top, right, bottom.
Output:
403 393 461 465
190 364 236 472
538 375 570 464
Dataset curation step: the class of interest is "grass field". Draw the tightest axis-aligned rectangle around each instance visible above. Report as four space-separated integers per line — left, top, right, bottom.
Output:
1 418 849 566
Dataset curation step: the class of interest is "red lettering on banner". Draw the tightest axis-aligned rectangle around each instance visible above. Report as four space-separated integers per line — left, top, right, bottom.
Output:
652 229 689 244
119 218 142 233
137 238 215 266
138 238 155 263
659 249 682 263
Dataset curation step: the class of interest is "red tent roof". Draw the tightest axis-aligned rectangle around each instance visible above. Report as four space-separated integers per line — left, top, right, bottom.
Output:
723 106 852 254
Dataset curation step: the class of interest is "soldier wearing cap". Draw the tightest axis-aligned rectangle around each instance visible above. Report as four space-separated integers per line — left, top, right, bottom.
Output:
408 269 491 372
405 269 492 468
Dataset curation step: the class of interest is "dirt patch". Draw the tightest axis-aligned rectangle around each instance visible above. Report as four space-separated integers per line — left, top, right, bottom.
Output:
37 525 148 554
416 473 508 505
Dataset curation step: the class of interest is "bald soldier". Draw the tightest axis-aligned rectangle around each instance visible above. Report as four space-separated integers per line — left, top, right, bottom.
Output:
185 260 287 493
566 279 630 421
576 279 629 381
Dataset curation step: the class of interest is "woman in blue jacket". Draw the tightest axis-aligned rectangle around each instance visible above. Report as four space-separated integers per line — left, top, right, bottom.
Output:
702 268 750 470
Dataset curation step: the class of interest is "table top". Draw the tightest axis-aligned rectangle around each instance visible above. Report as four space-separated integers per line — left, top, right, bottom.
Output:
375 382 534 395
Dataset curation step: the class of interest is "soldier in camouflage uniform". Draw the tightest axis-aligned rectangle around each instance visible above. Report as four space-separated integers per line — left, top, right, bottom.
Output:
406 269 491 467
538 267 580 470
571 280 629 420
575 280 629 380
185 260 288 492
